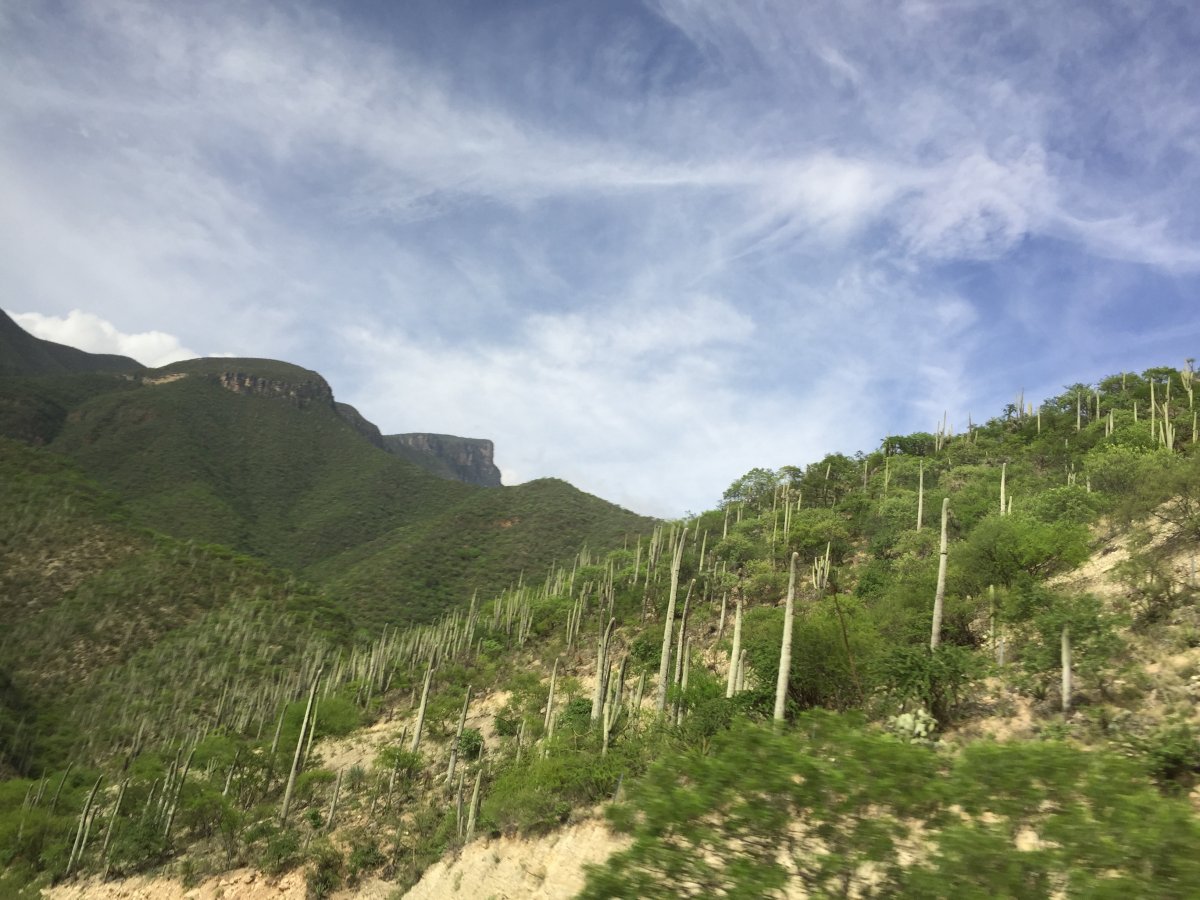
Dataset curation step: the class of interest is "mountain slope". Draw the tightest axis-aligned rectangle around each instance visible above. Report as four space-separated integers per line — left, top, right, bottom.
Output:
0 316 653 633
40 363 650 620
3 361 1200 898
0 437 351 776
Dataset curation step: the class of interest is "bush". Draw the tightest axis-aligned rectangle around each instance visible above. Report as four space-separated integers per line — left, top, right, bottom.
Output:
305 840 344 899
583 713 1200 899
493 707 521 737
554 697 593 737
258 825 300 876
375 747 422 780
872 643 985 725
346 835 386 885
457 727 484 761
482 746 625 835
1120 719 1200 794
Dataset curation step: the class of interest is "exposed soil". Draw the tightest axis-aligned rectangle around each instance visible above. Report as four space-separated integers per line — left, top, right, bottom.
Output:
401 818 628 900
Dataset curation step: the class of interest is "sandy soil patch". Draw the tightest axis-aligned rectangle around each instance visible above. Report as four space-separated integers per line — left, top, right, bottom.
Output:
401 818 628 900
44 867 306 900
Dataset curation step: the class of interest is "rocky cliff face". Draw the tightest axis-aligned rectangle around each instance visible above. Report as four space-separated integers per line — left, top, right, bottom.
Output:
383 433 503 487
216 371 334 407
193 361 503 488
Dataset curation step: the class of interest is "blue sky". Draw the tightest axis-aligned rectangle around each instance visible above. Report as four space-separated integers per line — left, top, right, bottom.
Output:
3 0 1199 517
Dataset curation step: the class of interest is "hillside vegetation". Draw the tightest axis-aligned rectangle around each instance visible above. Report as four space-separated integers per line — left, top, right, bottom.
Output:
1 347 651 624
4 361 1200 898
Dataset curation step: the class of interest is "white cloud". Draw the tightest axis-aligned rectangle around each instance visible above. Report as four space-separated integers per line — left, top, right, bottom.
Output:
8 309 198 367
333 278 986 517
901 148 1049 260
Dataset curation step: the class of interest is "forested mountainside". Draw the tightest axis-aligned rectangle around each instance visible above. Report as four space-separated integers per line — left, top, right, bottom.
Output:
0 311 651 626
3 359 1199 898
3 308 512 493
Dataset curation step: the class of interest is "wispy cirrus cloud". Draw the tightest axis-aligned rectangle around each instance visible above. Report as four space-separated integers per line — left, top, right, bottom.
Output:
2 0 1198 515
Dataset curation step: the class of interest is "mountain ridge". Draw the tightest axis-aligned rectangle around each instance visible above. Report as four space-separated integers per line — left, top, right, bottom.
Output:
1 315 506 489
0 309 143 377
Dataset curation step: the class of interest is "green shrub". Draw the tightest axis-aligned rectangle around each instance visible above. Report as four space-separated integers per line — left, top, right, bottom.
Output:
482 746 625 835
872 643 985 725
295 768 335 801
375 747 423 781
458 728 484 760
305 840 344 899
346 836 386 885
554 697 593 737
256 825 300 876
493 707 521 737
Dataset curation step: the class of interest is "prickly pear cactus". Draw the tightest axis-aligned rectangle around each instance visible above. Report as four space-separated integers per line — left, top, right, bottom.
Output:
887 707 938 744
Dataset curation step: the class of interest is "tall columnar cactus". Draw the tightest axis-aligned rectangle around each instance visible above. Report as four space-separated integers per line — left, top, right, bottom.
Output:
811 542 831 593
671 582 693 719
543 661 558 734
65 774 104 877
592 617 615 722
100 779 128 879
455 772 466 838
466 770 482 841
410 660 434 754
281 672 321 823
162 746 194 841
1151 379 1157 439
325 767 344 833
676 638 691 727
772 553 800 723
603 655 629 753
447 685 472 782
1159 401 1175 450
930 498 949 650
916 462 925 531
655 527 687 717
1061 624 1072 714
726 587 744 698
999 462 1006 517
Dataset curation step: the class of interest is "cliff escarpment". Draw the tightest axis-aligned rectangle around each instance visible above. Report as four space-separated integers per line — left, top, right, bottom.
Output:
384 433 503 487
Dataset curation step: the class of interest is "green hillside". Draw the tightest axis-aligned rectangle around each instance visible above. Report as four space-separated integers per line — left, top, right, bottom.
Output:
3 359 1198 898
0 438 351 775
316 476 654 627
48 370 470 567
2 353 651 624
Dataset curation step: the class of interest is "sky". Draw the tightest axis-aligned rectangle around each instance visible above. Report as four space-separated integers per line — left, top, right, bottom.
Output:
3 0 1199 517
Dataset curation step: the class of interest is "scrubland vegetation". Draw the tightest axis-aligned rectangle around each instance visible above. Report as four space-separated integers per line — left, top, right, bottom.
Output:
3 360 1200 897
